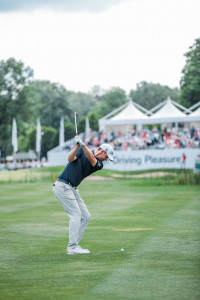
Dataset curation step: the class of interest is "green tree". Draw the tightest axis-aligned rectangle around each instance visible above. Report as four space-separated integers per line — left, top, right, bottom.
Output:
64 123 76 140
180 38 200 107
129 81 180 110
76 114 99 134
18 135 29 152
0 58 33 156
54 122 75 146
77 113 108 136
27 126 57 158
67 92 98 119
95 87 127 117
89 85 106 100
77 117 86 134
88 112 100 131
29 81 73 129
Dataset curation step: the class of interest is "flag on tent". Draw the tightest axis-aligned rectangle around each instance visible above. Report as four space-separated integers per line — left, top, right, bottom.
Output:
36 118 41 154
12 118 18 153
59 117 65 146
85 117 90 142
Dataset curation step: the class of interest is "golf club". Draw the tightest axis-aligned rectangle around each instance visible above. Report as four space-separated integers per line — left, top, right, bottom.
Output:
74 111 79 135
74 112 79 143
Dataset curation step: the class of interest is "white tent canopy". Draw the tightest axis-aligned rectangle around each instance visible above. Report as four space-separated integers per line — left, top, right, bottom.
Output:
190 107 200 117
147 97 187 124
186 106 200 122
99 97 200 130
99 100 149 130
109 100 148 122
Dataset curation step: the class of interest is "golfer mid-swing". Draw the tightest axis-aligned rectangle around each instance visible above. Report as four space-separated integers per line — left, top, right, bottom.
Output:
53 136 114 255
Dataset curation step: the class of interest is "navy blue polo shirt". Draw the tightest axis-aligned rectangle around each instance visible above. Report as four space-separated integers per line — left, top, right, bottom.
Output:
58 147 103 187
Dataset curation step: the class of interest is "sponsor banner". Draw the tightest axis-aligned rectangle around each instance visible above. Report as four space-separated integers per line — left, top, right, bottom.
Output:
103 149 200 171
48 148 200 171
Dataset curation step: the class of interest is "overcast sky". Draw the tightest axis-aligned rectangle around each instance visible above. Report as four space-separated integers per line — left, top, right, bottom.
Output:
0 0 199 94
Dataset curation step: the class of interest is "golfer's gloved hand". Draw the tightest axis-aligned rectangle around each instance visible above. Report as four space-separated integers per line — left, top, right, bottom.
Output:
78 137 84 146
74 136 79 144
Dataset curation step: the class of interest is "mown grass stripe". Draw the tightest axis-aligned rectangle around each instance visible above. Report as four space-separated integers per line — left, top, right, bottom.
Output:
83 197 200 300
0 180 199 300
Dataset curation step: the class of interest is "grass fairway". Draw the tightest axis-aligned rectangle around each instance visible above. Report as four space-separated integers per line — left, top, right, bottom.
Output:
0 178 200 300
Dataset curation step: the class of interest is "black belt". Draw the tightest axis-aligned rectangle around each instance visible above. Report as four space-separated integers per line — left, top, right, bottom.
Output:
57 178 77 189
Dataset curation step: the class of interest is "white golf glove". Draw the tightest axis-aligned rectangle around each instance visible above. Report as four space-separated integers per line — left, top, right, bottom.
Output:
74 137 79 144
78 137 84 146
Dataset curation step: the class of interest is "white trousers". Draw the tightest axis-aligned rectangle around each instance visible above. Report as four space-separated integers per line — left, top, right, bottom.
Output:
53 181 91 250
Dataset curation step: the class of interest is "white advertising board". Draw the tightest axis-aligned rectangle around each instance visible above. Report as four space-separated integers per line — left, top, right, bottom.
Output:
48 148 200 171
103 149 200 171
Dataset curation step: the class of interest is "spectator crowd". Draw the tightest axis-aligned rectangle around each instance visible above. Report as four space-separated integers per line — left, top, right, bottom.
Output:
86 126 200 151
0 159 48 172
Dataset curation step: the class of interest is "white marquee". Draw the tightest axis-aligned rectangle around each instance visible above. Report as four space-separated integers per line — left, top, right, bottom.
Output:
98 97 200 129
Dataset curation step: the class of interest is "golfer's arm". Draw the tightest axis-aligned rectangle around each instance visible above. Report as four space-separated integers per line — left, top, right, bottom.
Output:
81 144 97 166
68 145 80 162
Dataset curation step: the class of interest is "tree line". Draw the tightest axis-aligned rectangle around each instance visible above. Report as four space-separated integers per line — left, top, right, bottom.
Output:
0 38 199 158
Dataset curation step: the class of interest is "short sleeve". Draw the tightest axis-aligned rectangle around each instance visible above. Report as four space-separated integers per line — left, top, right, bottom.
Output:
94 159 103 170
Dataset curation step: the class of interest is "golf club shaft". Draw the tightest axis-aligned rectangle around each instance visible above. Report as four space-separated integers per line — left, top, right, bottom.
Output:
74 112 78 135
74 112 79 144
